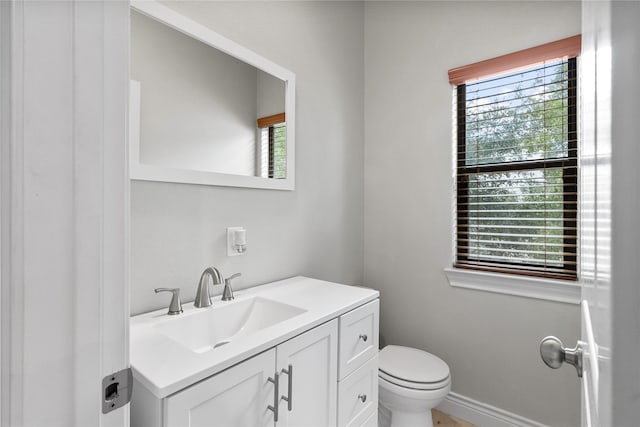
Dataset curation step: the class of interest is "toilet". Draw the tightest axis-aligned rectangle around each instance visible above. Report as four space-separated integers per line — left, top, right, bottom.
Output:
378 345 451 427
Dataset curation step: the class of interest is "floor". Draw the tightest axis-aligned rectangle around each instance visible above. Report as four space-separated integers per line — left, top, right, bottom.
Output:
432 409 476 427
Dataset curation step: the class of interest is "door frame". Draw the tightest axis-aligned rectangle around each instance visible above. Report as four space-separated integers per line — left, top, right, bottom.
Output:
609 1 640 425
1 1 130 425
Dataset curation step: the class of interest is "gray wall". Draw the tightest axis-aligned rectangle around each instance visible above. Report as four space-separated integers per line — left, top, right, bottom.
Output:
363 2 581 426
130 1 365 315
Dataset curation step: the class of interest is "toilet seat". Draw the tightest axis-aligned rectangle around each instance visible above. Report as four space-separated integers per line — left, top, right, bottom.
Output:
379 369 450 390
379 345 450 390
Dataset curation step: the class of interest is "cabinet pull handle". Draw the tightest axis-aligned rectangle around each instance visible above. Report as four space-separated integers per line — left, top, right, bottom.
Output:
358 393 367 403
359 334 368 342
267 373 279 422
281 364 293 411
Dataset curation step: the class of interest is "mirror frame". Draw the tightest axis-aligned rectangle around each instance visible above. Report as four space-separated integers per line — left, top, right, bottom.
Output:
130 0 296 190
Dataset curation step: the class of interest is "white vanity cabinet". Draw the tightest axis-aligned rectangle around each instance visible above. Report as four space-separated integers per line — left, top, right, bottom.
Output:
133 319 340 427
130 277 380 427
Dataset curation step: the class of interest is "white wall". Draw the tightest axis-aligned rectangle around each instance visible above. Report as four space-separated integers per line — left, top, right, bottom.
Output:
130 1 365 315
364 2 581 426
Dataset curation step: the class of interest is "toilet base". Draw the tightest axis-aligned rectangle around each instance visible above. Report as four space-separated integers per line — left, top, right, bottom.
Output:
378 375 450 427
391 408 434 427
379 402 434 427
378 404 391 427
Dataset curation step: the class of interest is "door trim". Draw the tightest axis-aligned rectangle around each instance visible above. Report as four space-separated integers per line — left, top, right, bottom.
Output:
1 1 130 425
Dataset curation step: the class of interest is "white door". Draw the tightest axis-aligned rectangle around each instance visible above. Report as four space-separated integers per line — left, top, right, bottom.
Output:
537 0 640 424
577 1 612 425
165 349 276 427
1 1 130 425
540 1 613 426
276 320 338 427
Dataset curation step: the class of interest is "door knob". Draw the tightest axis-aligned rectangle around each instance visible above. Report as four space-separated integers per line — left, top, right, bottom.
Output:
539 336 583 377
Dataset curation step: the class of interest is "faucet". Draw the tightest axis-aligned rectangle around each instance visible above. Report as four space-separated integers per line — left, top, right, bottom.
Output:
194 266 223 308
154 288 183 315
222 273 241 301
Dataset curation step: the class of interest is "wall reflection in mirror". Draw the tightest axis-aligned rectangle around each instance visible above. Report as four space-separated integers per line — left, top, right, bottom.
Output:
130 10 288 181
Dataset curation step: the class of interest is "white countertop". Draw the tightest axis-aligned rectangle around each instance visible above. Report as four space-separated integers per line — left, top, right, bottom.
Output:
130 276 379 398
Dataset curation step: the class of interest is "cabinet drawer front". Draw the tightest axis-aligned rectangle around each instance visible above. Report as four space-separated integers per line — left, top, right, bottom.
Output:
338 355 378 427
339 299 379 379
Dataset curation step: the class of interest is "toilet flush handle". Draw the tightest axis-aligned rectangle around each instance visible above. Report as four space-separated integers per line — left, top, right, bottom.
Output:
358 334 368 342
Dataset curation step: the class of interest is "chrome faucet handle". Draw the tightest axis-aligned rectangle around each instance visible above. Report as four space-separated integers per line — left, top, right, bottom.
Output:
194 266 223 308
222 273 241 301
154 288 183 315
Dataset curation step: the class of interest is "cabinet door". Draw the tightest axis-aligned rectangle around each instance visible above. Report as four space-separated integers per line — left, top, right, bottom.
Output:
164 349 276 427
276 320 338 427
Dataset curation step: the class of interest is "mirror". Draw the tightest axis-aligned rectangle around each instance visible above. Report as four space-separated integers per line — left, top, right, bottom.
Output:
130 1 295 190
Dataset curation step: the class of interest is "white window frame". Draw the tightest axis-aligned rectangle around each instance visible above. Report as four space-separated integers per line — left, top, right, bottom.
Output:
445 40 583 304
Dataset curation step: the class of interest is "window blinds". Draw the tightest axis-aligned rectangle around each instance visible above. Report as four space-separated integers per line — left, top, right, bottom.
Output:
455 57 578 280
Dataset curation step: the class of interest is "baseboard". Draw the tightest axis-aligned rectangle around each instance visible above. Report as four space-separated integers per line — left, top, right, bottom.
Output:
437 392 548 427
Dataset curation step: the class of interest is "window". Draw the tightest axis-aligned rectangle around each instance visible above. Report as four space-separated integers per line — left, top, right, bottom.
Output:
257 113 287 179
449 36 580 281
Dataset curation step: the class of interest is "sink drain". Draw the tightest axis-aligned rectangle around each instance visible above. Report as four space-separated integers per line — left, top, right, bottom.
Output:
213 340 230 349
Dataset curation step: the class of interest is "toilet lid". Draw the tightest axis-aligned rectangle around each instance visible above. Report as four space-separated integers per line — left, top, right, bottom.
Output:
379 345 450 384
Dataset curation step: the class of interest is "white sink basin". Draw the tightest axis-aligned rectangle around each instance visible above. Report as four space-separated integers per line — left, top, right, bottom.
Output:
153 296 307 354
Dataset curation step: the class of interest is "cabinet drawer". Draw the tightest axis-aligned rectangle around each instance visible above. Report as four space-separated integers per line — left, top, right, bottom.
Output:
339 299 379 379
337 355 378 427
